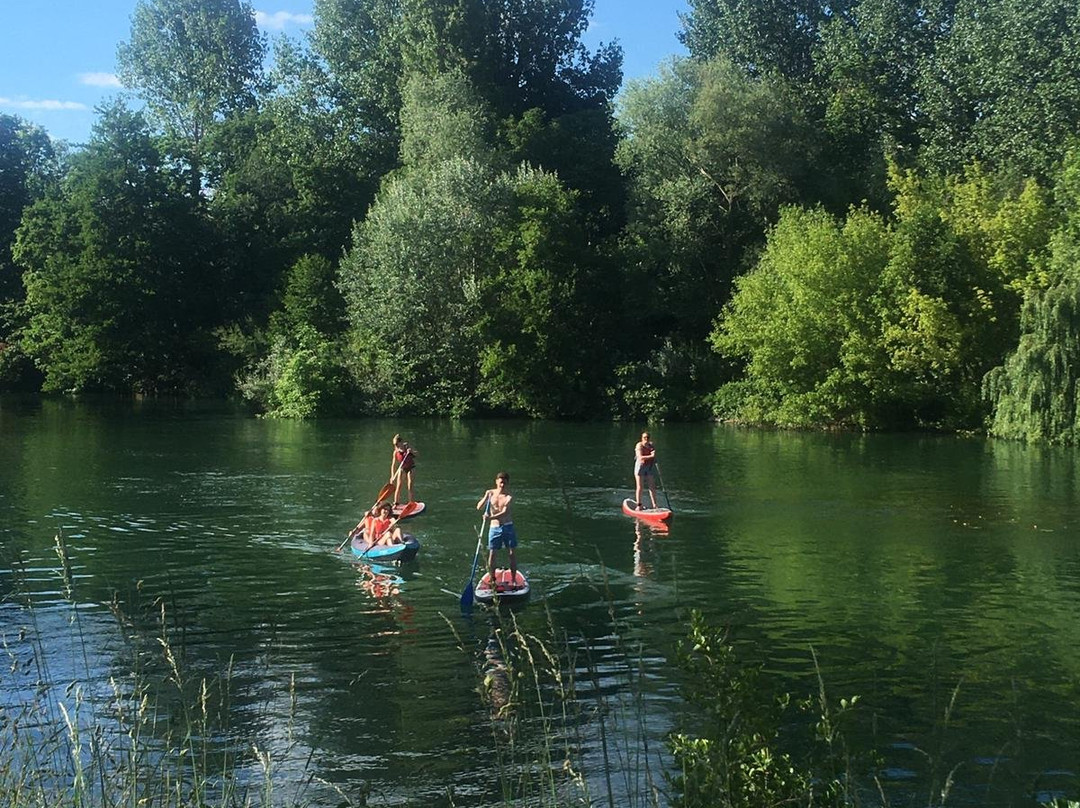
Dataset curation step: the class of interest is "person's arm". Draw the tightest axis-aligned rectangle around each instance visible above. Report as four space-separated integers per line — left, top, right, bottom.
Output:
476 489 492 510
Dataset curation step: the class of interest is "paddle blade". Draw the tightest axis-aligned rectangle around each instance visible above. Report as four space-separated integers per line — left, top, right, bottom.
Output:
373 482 393 507
460 581 475 611
397 501 420 520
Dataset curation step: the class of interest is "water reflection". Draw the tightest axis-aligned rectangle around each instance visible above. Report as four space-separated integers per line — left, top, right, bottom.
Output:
3 405 1080 805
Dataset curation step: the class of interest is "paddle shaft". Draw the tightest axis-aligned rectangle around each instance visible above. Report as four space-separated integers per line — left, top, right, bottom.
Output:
341 500 417 555
336 459 407 552
461 504 490 610
655 462 673 512
357 503 419 558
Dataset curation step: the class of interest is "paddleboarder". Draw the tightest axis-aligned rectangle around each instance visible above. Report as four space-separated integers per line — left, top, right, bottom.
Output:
391 434 417 506
476 471 520 589
368 501 406 547
633 431 658 510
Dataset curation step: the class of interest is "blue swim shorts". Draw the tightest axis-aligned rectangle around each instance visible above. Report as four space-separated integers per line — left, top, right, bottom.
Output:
488 522 518 550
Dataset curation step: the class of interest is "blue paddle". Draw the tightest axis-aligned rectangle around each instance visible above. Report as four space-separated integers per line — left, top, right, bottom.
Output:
461 503 490 612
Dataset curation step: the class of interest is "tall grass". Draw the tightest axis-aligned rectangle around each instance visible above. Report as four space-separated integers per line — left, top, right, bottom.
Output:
444 599 665 808
6 534 1078 807
0 532 349 808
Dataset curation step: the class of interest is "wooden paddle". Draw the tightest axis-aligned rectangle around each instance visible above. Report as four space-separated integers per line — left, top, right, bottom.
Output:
374 460 406 509
356 501 420 560
460 503 490 613
334 461 406 552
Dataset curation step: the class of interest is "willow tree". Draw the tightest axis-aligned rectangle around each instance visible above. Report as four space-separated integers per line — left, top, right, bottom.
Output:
985 149 1080 442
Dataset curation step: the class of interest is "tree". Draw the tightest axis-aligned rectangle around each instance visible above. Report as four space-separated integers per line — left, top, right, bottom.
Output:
117 0 266 193
0 115 59 387
713 165 1049 429
679 0 853 80
396 0 624 233
712 205 892 426
478 165 612 417
616 57 817 346
399 69 492 169
813 0 945 208
339 155 501 415
984 148 1080 443
13 103 215 393
918 0 1080 180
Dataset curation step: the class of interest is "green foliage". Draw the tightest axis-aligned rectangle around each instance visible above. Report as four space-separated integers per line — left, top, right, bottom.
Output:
276 253 346 337
607 341 721 421
117 0 266 185
714 165 1046 429
669 611 861 808
984 275 1080 444
617 57 816 347
984 149 1080 443
917 0 1080 181
399 69 492 169
12 103 216 394
478 165 610 417
813 0 945 208
679 0 845 81
0 115 58 388
340 156 500 415
713 205 892 427
240 326 348 418
237 255 349 418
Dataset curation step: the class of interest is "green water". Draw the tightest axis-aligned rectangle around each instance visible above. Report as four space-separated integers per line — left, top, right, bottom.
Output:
2 398 1079 805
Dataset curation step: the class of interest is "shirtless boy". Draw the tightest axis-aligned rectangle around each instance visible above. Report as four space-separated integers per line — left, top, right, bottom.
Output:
476 471 518 587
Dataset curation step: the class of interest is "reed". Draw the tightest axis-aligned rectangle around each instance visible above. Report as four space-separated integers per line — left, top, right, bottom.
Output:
0 532 342 808
7 535 1078 807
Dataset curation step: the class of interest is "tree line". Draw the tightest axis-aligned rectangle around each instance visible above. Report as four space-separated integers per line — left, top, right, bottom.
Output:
2 0 1079 441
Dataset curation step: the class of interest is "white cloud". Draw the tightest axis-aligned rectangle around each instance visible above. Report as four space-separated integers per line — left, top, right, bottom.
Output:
0 97 88 111
79 72 122 88
255 10 314 30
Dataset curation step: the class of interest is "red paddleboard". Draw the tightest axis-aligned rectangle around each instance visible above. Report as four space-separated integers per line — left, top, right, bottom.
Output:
622 498 672 522
392 502 425 519
475 569 530 603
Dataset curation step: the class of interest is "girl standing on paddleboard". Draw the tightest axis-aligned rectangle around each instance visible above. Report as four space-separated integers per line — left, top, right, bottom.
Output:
633 431 658 510
391 434 417 506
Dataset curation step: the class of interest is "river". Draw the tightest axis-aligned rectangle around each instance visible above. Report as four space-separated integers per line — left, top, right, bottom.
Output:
1 398 1078 806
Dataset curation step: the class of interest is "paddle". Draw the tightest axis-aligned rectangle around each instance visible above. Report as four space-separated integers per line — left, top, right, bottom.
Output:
655 462 673 512
356 501 420 560
335 522 363 553
374 460 406 509
460 503 490 612
334 462 406 553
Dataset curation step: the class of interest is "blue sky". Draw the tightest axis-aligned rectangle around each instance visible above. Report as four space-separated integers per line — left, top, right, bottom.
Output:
0 0 688 145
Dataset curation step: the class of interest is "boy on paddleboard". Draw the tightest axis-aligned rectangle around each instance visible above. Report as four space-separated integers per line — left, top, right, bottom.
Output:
476 471 519 588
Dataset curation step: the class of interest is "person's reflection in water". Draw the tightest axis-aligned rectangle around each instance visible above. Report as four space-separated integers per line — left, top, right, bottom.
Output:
353 563 416 627
480 626 515 735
